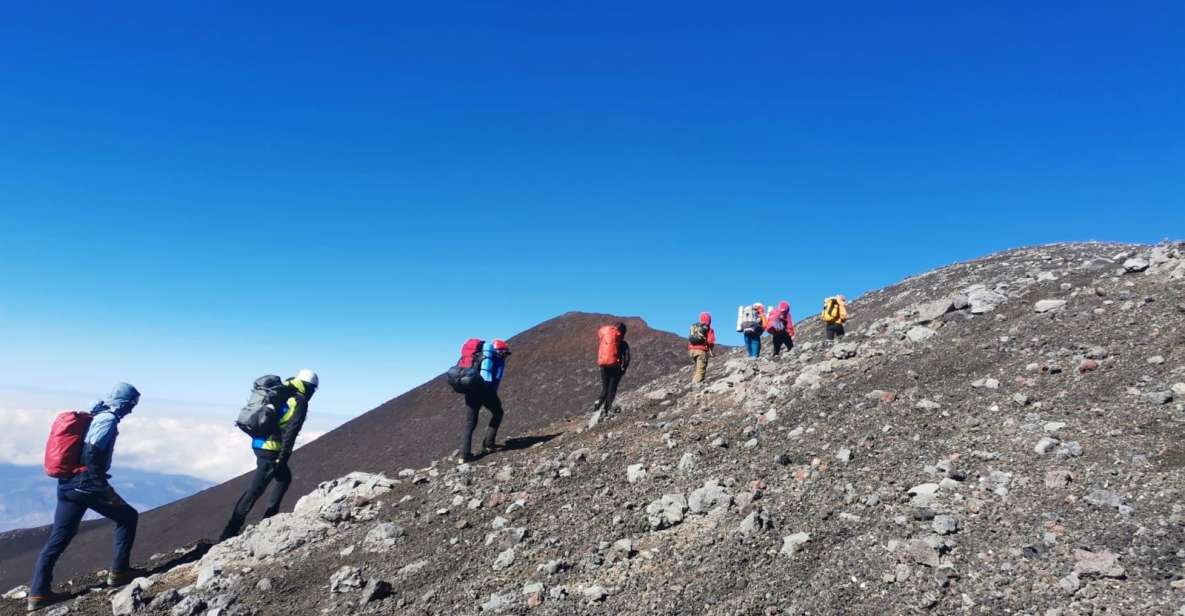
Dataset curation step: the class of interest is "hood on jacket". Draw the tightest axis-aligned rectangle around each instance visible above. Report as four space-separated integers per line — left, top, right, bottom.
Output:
699 312 712 325
88 400 110 415
106 382 140 417
778 301 790 312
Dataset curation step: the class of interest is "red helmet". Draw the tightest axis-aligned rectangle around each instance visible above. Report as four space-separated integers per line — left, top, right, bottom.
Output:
493 339 511 355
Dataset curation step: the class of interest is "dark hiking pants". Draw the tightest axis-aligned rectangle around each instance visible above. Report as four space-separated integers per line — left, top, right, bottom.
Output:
772 331 794 356
596 365 624 410
221 450 292 540
461 388 505 458
31 484 138 595
826 323 846 340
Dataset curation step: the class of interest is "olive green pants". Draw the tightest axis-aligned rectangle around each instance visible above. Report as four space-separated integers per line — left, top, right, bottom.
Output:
690 349 709 383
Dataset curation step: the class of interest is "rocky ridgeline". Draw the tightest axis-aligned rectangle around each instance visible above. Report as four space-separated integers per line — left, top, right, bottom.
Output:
4 241 1185 616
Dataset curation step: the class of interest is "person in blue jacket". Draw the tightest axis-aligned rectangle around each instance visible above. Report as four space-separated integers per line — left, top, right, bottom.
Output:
28 383 144 611
459 339 511 463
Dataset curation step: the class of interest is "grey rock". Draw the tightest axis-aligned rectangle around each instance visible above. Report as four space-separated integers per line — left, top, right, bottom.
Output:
2 585 29 600
361 579 394 604
581 585 609 603
492 547 516 571
1034 299 1067 313
738 510 771 535
688 481 732 514
780 532 810 557
1084 489 1133 515
111 578 150 616
932 515 959 535
1144 390 1174 404
1056 441 1083 458
908 483 941 507
914 399 941 411
1122 257 1149 272
329 566 365 593
1084 346 1109 359
626 463 647 484
832 343 859 359
1058 572 1081 595
148 589 181 611
677 452 696 472
608 538 635 561
900 540 941 568
480 592 514 613
835 448 852 463
363 522 405 552
1073 549 1125 578
1034 436 1060 455
1044 470 1073 489
906 326 937 343
645 493 688 530
967 286 1007 314
710 436 728 449
170 596 207 616
914 298 957 323
971 377 1000 390
644 388 671 401
1147 355 1166 365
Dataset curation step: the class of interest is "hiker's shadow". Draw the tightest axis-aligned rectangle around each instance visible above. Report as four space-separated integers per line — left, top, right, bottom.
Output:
476 434 560 460
146 541 213 577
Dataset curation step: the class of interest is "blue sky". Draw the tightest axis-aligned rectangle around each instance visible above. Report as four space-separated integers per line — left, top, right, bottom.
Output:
1 1 1182 423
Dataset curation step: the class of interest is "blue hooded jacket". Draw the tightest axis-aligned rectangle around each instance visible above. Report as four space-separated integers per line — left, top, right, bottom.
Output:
76 382 140 491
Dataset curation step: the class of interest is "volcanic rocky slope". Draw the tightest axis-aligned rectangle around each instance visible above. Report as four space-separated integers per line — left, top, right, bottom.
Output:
0 313 688 593
5 241 1185 616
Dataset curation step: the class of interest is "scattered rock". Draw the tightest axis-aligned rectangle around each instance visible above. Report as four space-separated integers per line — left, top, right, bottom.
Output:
492 548 516 571
1084 489 1133 515
780 532 810 557
688 481 732 514
1073 549 1125 578
1123 258 1149 273
1034 299 1068 313
906 326 937 343
626 464 648 484
329 566 365 593
646 494 688 530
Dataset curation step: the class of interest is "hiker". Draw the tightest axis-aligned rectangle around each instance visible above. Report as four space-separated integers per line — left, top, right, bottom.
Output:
29 383 143 611
822 295 849 339
766 300 796 357
736 303 765 358
459 339 511 463
688 312 716 383
594 322 631 412
219 369 318 541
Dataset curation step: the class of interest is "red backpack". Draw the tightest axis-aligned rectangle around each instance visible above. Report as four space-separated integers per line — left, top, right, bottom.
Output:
44 411 92 479
446 338 486 393
597 326 622 367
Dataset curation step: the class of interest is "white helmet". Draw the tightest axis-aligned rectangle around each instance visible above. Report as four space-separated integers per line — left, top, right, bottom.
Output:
296 369 319 387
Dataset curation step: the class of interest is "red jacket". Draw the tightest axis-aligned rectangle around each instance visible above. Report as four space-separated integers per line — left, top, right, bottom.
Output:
689 312 716 352
768 301 797 337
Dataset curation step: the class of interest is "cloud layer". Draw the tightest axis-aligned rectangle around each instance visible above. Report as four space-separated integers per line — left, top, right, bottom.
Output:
0 407 322 483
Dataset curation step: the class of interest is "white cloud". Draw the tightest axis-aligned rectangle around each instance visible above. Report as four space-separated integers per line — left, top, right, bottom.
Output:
0 407 322 483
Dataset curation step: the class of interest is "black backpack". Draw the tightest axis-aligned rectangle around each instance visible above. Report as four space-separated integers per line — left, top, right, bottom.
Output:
446 339 485 394
235 375 293 438
689 322 710 345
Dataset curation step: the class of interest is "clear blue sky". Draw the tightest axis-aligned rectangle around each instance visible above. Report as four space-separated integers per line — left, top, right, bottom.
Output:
1 1 1181 422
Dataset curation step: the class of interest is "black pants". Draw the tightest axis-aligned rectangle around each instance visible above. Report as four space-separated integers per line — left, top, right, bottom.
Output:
31 484 138 595
461 388 505 458
221 450 292 539
771 331 794 356
595 366 624 410
826 323 845 339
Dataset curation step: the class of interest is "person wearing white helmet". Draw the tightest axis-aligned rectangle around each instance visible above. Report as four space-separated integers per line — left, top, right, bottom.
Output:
220 369 318 540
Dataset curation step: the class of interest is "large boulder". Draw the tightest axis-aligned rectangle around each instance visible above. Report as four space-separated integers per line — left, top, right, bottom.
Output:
645 494 688 530
293 472 396 524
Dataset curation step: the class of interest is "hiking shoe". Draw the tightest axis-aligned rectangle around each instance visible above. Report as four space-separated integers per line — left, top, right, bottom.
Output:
27 593 68 612
107 567 148 587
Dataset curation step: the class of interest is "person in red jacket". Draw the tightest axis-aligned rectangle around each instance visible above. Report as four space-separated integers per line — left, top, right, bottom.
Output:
688 312 716 383
766 300 797 357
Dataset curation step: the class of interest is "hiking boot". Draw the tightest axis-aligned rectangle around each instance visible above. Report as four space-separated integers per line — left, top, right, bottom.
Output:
27 593 68 612
107 567 148 587
458 453 476 464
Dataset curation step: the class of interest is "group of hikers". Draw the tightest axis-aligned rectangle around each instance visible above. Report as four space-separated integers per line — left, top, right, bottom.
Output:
27 371 320 612
24 295 849 612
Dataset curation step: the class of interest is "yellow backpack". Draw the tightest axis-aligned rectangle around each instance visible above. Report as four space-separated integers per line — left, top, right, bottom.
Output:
822 297 845 324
